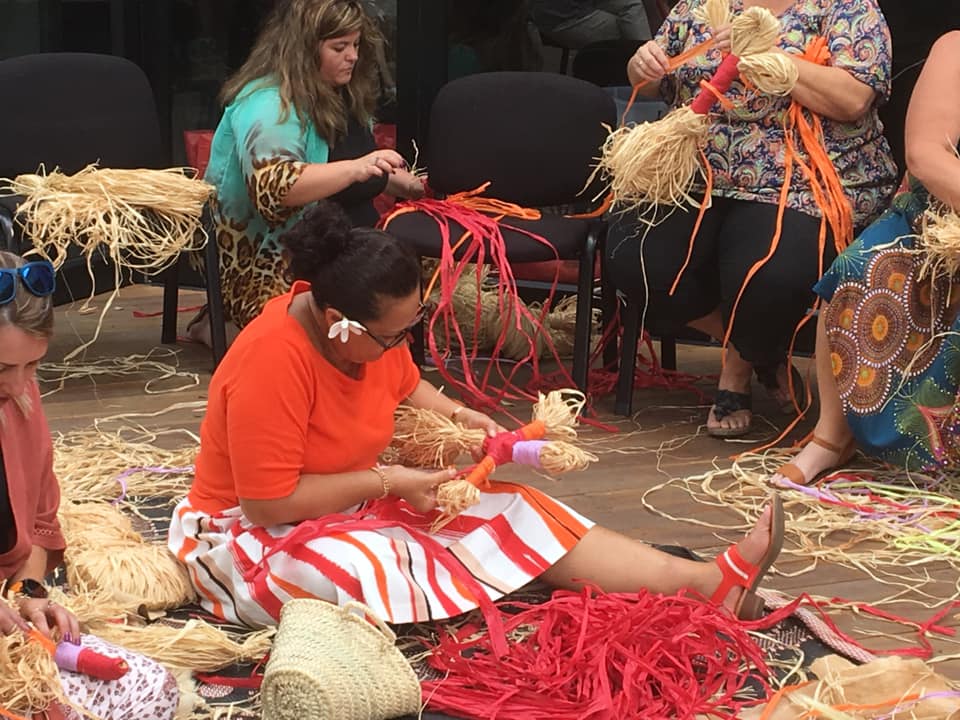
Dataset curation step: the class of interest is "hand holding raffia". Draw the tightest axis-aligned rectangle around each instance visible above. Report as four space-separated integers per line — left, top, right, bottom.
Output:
597 5 797 213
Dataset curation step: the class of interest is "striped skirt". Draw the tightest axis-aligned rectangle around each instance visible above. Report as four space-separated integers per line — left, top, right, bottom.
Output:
168 480 593 628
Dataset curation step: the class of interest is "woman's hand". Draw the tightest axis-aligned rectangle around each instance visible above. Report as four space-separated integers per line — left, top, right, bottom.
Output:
454 408 507 461
353 149 406 182
386 466 457 514
0 602 29 636
387 168 426 199
713 24 732 54
627 40 671 86
18 597 81 643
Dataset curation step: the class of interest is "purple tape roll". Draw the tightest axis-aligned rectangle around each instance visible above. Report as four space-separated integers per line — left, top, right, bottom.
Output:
512 440 548 469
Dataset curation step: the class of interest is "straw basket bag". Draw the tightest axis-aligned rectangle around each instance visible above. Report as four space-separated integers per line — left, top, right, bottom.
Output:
262 599 421 720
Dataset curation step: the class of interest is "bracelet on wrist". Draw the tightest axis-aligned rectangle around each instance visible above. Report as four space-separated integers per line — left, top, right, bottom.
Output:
450 404 465 422
370 465 390 499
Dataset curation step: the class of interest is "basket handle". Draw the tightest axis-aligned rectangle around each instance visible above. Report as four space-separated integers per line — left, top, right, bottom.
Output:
342 601 397 643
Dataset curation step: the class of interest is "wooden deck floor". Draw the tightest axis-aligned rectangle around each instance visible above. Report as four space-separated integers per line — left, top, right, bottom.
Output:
40 285 960 682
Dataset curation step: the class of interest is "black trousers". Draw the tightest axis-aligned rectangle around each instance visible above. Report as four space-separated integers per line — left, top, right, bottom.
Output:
606 197 838 366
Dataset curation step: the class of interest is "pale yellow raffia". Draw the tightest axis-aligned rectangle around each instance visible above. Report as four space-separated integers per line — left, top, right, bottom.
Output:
0 164 213 361
640 448 960 598
917 202 960 281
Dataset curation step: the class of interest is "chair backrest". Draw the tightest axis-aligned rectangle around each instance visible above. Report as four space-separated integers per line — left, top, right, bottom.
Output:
425 71 617 208
0 53 163 180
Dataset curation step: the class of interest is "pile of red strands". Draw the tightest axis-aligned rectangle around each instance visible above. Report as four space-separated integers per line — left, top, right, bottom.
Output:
422 587 770 720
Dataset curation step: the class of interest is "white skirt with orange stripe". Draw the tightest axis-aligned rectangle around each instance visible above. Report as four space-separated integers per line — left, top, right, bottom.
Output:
168 480 593 628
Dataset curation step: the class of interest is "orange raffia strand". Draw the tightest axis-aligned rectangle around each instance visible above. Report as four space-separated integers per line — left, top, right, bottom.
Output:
462 420 546 489
758 682 814 720
621 37 718 125
0 710 30 720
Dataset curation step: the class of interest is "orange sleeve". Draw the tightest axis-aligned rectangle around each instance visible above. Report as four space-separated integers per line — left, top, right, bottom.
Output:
394 344 421 400
224 339 315 501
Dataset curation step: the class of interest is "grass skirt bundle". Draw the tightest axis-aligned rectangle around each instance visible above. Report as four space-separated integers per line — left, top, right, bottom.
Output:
262 599 420 720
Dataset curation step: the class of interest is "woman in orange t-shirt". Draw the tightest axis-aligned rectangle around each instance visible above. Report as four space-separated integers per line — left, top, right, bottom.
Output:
169 201 785 628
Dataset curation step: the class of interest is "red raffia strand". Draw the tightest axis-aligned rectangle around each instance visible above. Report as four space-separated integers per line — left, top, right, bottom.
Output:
382 186 576 417
422 587 771 720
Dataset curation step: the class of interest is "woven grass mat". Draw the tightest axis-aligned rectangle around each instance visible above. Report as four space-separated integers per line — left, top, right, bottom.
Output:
104 504 863 720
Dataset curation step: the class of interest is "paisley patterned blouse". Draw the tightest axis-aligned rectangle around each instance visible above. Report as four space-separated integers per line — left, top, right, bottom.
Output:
656 0 898 227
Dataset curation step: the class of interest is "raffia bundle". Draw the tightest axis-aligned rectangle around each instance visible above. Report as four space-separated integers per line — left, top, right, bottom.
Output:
917 202 960 281
2 165 212 274
61 502 196 612
83 619 274 673
597 6 797 212
389 389 588 468
431 265 593 361
0 623 65 718
427 390 594 531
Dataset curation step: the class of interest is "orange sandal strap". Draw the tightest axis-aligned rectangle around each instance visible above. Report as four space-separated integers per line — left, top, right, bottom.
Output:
811 434 846 454
709 544 761 606
774 462 806 485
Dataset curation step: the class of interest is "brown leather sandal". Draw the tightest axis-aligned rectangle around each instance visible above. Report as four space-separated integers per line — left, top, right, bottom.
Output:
772 434 857 487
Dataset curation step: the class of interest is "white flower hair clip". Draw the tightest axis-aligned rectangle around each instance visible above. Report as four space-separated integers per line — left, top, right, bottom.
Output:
328 315 366 343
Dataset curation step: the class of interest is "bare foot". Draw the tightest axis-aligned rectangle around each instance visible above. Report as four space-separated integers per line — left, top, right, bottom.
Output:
769 433 853 486
185 308 239 350
705 504 777 614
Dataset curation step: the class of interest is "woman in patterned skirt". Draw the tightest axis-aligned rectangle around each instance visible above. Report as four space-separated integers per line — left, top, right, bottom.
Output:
0 251 178 719
169 200 786 629
188 0 425 345
772 31 960 483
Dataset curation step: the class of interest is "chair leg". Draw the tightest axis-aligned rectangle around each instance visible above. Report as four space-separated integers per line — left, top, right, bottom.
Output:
597 225 618 370
615 296 641 416
560 47 570 74
660 336 677 371
203 220 228 368
161 257 181 344
572 230 598 393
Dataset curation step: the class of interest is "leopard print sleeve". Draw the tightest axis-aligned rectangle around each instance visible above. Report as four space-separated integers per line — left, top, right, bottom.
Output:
247 158 308 229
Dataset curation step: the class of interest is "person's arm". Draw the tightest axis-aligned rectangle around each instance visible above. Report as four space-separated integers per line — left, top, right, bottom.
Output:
282 149 407 207
626 0 694 97
781 0 891 123
904 32 960 210
780 56 877 122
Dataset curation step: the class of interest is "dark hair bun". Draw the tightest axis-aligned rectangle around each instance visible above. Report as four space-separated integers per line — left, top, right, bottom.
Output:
281 200 352 281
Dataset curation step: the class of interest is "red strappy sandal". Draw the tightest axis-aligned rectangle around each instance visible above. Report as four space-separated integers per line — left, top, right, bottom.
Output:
773 434 857 487
709 494 785 620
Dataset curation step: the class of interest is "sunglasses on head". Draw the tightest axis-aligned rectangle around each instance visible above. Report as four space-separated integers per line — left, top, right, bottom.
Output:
0 261 56 306
360 301 435 350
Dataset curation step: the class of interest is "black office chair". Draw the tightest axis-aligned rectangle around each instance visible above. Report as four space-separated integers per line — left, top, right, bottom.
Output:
0 52 226 367
383 71 617 391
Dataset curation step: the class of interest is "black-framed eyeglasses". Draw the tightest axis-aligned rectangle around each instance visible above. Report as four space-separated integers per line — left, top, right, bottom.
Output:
361 301 434 350
0 261 56 306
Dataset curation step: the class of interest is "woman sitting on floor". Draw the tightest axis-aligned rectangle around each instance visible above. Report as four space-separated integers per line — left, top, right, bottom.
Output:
0 251 179 719
169 199 785 630
771 31 960 484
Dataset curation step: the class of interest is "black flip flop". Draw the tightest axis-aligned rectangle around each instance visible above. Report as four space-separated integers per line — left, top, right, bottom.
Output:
707 389 753 438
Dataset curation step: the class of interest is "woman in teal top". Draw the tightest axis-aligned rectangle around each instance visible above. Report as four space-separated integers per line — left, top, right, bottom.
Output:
189 0 425 342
